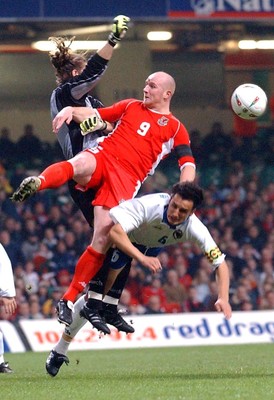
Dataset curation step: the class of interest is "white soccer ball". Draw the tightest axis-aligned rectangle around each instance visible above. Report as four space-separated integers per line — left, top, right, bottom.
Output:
230 83 268 120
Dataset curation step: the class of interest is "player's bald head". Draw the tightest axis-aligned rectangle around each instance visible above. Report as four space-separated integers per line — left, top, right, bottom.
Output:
147 71 176 96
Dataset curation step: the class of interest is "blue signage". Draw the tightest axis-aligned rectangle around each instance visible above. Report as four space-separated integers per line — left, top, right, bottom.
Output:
169 0 274 18
0 1 273 19
0 0 167 19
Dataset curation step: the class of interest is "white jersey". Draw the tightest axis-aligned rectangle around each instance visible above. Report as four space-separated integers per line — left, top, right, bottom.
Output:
109 193 225 270
0 243 16 297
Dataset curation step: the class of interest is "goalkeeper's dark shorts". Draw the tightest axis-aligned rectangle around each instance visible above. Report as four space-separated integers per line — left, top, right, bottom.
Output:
68 179 96 227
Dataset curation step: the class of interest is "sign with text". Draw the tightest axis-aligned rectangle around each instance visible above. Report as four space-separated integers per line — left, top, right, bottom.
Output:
19 311 274 352
169 1 274 19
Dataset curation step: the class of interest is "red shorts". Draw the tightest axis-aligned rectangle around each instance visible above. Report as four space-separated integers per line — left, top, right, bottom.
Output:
80 149 141 209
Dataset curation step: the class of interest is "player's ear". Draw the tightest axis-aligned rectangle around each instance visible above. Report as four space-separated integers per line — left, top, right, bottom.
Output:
164 90 172 100
190 207 196 215
72 69 79 77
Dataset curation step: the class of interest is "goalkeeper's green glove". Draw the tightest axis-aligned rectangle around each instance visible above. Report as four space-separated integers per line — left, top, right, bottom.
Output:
108 15 130 47
80 113 107 136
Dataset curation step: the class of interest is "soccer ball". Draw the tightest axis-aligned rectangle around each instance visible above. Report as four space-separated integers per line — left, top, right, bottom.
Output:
230 83 268 120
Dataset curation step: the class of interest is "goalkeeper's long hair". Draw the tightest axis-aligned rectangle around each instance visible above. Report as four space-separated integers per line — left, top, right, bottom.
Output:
48 36 87 85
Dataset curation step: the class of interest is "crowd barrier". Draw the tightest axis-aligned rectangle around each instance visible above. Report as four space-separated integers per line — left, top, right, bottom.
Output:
2 310 274 353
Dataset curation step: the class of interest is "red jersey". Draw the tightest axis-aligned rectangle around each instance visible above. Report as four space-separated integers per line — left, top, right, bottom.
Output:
96 99 195 182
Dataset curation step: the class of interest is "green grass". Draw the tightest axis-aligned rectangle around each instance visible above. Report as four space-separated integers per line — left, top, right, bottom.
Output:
1 344 274 400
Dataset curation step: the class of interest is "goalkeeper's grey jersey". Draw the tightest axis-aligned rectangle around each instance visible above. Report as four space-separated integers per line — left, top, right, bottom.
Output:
0 244 16 297
50 53 108 160
109 193 225 270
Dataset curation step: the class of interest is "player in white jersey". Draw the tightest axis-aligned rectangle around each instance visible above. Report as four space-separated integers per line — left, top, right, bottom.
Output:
0 244 17 373
45 182 231 377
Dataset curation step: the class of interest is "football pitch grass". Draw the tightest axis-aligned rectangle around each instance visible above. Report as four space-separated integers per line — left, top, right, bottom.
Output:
1 344 274 400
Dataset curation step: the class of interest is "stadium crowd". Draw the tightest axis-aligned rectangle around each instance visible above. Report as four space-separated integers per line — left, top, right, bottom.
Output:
0 121 273 321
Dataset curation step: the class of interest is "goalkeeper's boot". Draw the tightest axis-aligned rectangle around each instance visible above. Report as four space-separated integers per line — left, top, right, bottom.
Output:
56 299 73 326
0 362 13 373
80 304 110 334
103 308 135 334
11 176 41 202
46 350 69 377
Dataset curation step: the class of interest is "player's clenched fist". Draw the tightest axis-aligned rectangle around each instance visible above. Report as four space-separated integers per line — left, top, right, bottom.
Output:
108 15 131 47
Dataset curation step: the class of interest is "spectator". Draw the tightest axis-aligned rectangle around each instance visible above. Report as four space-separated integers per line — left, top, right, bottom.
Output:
45 205 68 231
241 300 254 311
142 277 166 308
118 288 145 316
192 268 211 303
15 301 31 320
241 224 266 252
200 121 232 167
162 269 186 312
33 201 49 226
3 216 22 243
0 188 19 220
37 283 50 309
50 240 77 275
21 215 41 237
32 242 53 272
125 262 147 302
0 164 13 195
144 295 164 314
0 127 15 166
225 241 246 280
23 261 40 294
259 290 274 310
173 255 193 290
184 285 205 312
230 284 252 311
0 230 24 266
56 270 71 290
21 234 39 262
29 300 44 319
42 227 58 251
204 281 219 312
262 211 274 234
42 287 63 318
16 124 43 165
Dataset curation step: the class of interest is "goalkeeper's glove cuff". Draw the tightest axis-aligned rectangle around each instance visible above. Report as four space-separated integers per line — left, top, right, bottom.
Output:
108 33 120 47
99 120 107 131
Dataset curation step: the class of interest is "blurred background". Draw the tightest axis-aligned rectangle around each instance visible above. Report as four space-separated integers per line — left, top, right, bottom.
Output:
0 0 274 139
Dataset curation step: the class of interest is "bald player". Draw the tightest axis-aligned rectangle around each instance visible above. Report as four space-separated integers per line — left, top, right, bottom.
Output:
12 71 196 326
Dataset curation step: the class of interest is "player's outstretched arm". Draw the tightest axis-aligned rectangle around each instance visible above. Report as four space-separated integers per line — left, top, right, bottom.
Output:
52 106 96 133
109 223 162 273
97 15 131 60
214 261 232 319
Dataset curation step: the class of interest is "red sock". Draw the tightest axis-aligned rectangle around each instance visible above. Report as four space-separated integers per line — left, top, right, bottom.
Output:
38 161 74 190
63 246 106 303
